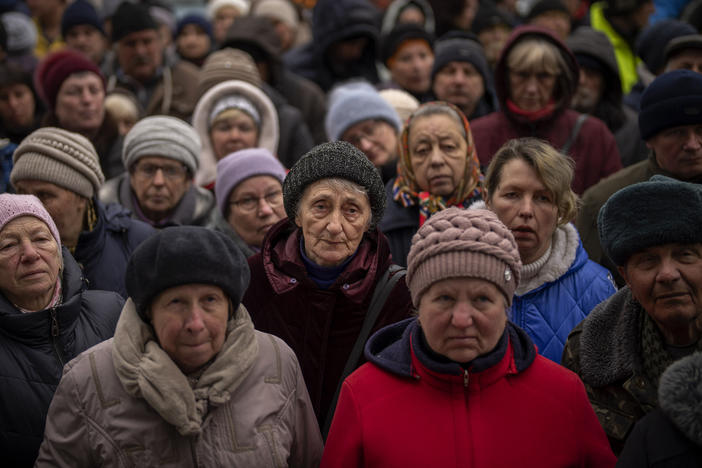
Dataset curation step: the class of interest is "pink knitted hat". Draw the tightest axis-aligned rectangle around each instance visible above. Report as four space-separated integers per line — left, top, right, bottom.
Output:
406 207 521 306
0 193 61 245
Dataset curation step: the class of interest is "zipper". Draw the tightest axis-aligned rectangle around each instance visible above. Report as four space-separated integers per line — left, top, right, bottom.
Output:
50 308 65 367
463 369 470 388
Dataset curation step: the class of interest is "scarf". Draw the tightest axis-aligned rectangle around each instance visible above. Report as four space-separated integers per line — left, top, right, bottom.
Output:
505 98 556 123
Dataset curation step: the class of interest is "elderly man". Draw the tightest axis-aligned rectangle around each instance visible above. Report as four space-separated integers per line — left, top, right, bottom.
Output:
106 1 199 120
577 70 702 285
563 175 702 456
11 127 154 298
99 115 220 229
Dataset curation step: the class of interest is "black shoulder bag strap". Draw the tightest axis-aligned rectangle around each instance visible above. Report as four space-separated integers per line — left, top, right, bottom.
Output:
322 264 407 438
561 113 588 155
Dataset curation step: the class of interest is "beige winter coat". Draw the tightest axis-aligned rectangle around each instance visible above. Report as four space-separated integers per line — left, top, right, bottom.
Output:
35 300 322 467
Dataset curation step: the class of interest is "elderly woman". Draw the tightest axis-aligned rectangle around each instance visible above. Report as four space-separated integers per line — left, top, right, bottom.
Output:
215 148 287 257
321 207 616 467
480 138 616 363
35 226 323 466
0 194 123 466
34 49 123 179
379 100 485 266
243 141 413 429
470 26 622 194
193 79 280 189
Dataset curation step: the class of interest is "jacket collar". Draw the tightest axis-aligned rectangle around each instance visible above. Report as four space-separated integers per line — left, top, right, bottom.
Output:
658 352 702 445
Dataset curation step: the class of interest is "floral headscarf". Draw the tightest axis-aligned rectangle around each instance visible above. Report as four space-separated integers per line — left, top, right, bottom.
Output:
392 101 485 226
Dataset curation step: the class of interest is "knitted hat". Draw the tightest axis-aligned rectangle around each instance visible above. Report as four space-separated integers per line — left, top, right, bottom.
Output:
196 48 262 99
431 33 489 80
34 49 105 110
252 0 299 30
638 69 702 140
215 148 287 216
61 0 105 38
1 11 37 55
122 116 201 174
636 19 696 75
125 225 250 320
209 94 261 128
12 127 105 198
149 4 176 36
325 81 402 141
526 0 569 21
379 88 420 123
110 1 157 43
471 3 513 35
406 207 521 306
665 34 702 63
380 23 433 66
0 193 61 246
283 141 386 228
598 175 702 266
175 13 213 41
207 0 251 19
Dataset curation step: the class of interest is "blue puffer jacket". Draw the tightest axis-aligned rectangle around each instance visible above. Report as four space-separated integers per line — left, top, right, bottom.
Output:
73 200 154 298
511 224 616 364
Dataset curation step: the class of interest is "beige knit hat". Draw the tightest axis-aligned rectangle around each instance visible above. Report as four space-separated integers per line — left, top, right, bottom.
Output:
11 127 105 198
197 48 262 100
406 207 521 306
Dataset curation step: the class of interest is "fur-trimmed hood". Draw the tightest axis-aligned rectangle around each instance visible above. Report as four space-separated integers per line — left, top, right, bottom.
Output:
659 352 702 446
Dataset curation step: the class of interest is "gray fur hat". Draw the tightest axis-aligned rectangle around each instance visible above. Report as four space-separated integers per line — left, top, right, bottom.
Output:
283 141 386 228
598 175 702 266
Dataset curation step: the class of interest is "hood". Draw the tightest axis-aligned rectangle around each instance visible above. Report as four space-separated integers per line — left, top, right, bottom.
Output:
220 15 284 84
494 25 579 114
658 352 702 446
566 26 622 104
192 80 280 187
381 0 435 36
312 0 380 57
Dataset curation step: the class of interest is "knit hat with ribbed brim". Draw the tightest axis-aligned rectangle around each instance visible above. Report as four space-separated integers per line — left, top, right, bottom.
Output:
111 1 157 42
406 207 521 306
283 141 386 229
34 48 104 110
598 175 702 266
196 48 262 100
11 127 104 198
0 193 61 246
61 0 105 38
665 34 702 63
638 69 702 140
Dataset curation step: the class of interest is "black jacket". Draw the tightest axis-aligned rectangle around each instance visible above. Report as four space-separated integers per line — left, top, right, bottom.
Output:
0 248 124 467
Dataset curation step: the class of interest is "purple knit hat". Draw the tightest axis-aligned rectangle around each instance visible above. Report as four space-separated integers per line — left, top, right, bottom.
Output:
406 207 521 306
0 193 61 245
215 148 287 216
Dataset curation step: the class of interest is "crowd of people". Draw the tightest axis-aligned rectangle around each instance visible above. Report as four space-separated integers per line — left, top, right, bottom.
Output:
1 0 702 466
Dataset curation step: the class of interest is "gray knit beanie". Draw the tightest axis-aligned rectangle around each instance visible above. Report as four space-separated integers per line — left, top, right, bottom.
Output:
406 207 521 307
122 116 201 174
283 141 386 228
196 48 262 100
11 127 104 198
325 81 401 141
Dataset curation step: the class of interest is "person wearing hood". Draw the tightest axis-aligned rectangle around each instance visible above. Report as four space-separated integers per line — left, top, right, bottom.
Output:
470 26 622 195
430 31 498 121
379 23 434 102
380 0 435 37
321 207 616 467
284 0 381 92
617 352 702 467
567 26 648 168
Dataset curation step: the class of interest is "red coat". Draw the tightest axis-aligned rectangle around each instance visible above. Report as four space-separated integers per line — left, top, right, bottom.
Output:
470 26 622 195
243 219 413 428
322 319 616 468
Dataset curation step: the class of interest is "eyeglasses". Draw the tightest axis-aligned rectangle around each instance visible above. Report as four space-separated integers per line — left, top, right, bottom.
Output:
230 190 283 212
133 163 188 181
343 120 384 147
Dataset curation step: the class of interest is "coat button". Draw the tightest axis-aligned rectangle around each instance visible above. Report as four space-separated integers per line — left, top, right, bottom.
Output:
289 278 297 284
343 283 350 290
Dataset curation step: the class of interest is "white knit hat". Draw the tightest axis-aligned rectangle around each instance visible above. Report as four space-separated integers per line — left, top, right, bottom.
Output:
207 0 250 19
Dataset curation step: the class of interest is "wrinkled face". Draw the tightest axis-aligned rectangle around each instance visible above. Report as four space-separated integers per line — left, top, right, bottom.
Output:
487 158 558 264
150 284 229 374
666 49 702 74
508 66 557 111
295 179 372 267
571 66 604 114
209 110 260 160
621 243 702 345
213 6 242 44
64 25 107 64
176 24 212 60
341 119 399 168
13 180 87 249
0 216 60 310
529 11 571 41
432 61 485 117
227 175 285 248
409 113 467 197
117 29 163 83
0 83 35 128
647 124 702 180
129 156 192 222
389 41 434 94
419 277 507 363
55 72 105 135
